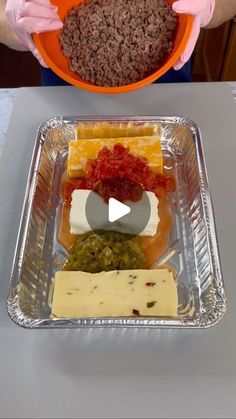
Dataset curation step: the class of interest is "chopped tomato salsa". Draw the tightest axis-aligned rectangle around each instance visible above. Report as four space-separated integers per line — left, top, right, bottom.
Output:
62 144 175 203
94 178 143 203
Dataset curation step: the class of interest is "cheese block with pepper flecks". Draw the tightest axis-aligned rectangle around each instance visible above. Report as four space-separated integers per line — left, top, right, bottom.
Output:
51 269 177 318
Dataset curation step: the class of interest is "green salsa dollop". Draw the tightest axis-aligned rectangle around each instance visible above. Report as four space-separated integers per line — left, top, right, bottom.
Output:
63 230 145 273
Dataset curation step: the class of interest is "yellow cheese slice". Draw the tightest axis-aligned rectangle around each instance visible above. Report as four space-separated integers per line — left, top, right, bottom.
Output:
77 122 160 139
68 136 163 178
51 269 178 318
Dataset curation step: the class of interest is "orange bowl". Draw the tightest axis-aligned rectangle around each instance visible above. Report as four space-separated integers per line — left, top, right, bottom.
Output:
34 0 193 94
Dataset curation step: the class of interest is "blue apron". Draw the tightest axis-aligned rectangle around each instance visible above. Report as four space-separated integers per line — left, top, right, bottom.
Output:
40 60 191 86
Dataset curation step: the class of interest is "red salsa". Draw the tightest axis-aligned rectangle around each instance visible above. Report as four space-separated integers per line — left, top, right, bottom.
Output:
62 143 175 203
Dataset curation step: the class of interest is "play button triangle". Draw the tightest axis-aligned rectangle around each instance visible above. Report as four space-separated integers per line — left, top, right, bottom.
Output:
108 198 131 223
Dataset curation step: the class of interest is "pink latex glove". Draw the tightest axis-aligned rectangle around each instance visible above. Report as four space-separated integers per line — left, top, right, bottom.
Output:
172 0 215 70
5 0 63 67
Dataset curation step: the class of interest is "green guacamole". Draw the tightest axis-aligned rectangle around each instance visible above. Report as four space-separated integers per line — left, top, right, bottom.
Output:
63 230 145 273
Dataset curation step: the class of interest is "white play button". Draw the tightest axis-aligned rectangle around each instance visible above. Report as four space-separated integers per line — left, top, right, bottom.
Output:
85 190 152 235
108 198 131 223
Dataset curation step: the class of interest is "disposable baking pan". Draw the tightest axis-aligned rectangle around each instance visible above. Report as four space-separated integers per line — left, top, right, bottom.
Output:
7 116 226 328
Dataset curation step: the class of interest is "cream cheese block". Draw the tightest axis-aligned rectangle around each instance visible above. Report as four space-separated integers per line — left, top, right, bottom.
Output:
70 189 159 236
51 269 178 318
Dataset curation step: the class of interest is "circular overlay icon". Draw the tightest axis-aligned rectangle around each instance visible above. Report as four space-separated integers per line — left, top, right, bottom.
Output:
85 190 152 236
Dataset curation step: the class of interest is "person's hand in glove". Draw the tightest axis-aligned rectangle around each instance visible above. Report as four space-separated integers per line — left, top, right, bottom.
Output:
5 0 63 67
172 0 216 70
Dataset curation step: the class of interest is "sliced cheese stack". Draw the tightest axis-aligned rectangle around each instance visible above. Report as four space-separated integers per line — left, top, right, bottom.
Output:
51 269 178 318
68 136 163 178
77 122 159 139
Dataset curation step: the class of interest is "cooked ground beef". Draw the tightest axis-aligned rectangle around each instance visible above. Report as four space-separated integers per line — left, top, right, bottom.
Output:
60 0 177 87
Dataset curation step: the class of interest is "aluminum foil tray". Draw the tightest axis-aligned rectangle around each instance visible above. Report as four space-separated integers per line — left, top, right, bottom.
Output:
7 116 226 328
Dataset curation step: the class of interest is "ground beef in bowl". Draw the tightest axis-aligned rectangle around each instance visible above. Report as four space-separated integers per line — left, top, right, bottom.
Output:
60 0 177 87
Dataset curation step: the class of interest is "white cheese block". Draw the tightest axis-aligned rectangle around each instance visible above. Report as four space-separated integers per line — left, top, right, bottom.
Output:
69 189 159 236
51 269 178 318
69 190 104 235
140 191 159 236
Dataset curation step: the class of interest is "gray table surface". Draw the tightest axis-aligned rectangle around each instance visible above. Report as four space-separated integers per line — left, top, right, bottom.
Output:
0 83 236 419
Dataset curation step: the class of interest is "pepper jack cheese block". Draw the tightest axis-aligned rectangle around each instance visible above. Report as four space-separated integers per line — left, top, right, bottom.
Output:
77 122 159 139
51 269 178 318
67 136 163 178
